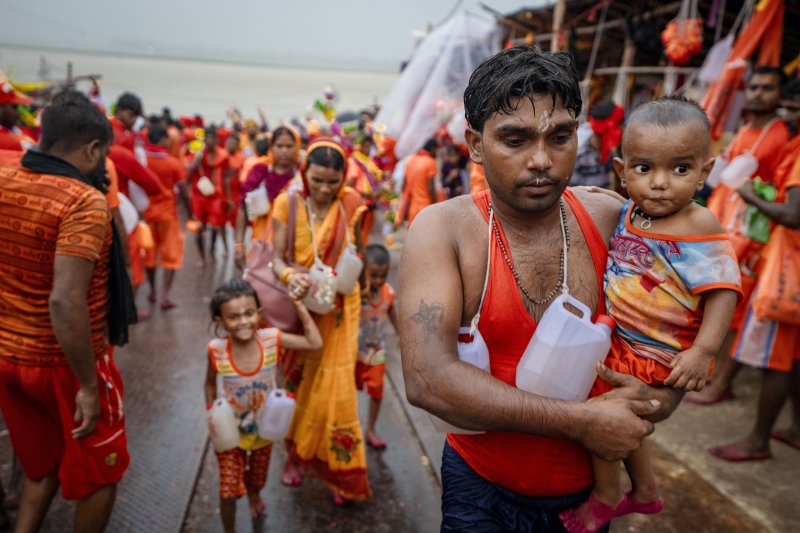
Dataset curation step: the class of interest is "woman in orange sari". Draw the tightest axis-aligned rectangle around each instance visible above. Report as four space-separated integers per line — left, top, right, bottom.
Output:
271 139 370 503
234 125 301 266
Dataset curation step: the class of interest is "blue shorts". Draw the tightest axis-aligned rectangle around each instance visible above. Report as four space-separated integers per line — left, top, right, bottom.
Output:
441 441 608 533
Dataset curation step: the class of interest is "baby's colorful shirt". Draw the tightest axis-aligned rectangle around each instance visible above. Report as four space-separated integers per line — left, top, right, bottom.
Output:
605 201 742 367
209 328 281 450
358 283 394 365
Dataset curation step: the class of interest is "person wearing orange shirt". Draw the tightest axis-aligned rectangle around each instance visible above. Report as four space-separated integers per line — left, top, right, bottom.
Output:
144 124 186 310
0 90 129 533
469 161 488 193
188 126 232 263
688 67 790 405
398 138 438 227
347 134 384 243
0 81 34 151
225 132 245 229
109 92 142 153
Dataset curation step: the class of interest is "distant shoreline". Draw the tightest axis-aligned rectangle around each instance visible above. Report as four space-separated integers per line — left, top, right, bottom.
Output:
0 42 401 76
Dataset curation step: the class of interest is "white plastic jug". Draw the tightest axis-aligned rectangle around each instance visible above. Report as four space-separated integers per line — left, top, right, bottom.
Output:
720 152 758 189
706 156 727 188
303 260 337 315
516 294 614 402
207 398 240 453
244 184 270 220
335 243 363 295
429 327 489 435
258 388 296 441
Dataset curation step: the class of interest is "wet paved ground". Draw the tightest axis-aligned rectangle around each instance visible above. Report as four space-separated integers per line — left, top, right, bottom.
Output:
0 227 798 532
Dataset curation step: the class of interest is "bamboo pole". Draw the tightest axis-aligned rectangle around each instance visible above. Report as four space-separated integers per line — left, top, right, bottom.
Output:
535 1 681 43
550 0 567 52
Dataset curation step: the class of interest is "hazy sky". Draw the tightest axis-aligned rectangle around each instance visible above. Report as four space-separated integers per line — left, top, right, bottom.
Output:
0 0 537 72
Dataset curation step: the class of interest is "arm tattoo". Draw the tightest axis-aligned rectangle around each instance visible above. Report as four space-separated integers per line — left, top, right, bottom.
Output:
410 299 445 341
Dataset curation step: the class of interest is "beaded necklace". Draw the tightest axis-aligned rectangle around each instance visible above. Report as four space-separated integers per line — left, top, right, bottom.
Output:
490 200 570 307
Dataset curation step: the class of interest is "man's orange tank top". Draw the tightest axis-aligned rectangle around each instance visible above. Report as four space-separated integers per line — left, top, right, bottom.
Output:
448 188 608 497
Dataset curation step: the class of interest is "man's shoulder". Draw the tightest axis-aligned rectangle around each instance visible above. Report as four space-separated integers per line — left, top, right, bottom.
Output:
568 187 624 242
409 195 482 238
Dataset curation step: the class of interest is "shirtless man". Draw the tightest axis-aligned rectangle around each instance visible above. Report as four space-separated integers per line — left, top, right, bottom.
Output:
398 46 682 531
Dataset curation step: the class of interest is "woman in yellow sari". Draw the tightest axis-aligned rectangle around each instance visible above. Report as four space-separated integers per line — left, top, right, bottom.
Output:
271 139 370 503
234 125 302 267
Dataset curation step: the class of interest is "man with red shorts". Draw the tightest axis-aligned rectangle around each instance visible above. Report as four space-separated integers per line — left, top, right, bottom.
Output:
0 90 129 532
144 124 186 310
188 125 231 263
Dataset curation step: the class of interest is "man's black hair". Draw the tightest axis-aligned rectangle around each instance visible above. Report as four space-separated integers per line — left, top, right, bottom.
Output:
148 123 168 145
227 132 241 143
365 243 390 266
422 138 437 153
39 90 112 152
751 66 787 88
205 125 218 138
464 46 582 132
783 78 800 99
255 138 269 156
116 92 143 116
624 95 710 152
589 100 616 120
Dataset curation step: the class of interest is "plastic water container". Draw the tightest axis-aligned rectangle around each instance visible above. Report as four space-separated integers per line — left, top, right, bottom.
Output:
303 260 337 315
335 244 364 295
720 152 758 189
705 156 727 188
258 389 296 441
429 327 489 435
516 294 614 402
207 399 240 453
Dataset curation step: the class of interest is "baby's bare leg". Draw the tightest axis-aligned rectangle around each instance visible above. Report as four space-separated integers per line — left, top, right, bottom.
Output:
623 439 661 503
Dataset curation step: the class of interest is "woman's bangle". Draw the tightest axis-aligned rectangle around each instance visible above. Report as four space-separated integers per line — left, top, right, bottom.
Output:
279 267 297 285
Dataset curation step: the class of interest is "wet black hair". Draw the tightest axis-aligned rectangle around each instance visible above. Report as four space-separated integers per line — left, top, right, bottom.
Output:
589 100 616 120
365 243 390 266
464 45 582 132
782 78 800 100
306 143 345 172
624 95 710 152
255 138 270 156
147 123 168 145
116 92 143 116
751 65 787 88
210 279 261 320
422 138 437 153
39 90 112 152
272 126 297 146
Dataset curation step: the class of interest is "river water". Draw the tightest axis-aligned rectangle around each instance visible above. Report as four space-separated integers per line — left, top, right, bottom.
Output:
0 46 399 124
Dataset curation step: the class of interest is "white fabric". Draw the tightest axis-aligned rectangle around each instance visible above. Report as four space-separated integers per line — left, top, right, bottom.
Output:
375 11 500 160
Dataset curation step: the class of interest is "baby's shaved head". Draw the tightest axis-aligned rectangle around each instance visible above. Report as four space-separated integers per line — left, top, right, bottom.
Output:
623 95 711 154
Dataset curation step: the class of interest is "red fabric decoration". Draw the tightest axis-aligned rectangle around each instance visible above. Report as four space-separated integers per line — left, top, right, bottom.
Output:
588 105 625 163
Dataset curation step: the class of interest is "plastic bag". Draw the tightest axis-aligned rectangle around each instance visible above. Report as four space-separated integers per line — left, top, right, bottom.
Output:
753 226 800 324
743 178 777 243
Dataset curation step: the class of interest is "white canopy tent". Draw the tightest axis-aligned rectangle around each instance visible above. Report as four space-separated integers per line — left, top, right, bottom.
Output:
376 11 501 159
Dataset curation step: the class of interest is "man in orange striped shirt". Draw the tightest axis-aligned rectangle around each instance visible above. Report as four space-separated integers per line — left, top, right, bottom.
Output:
0 90 128 532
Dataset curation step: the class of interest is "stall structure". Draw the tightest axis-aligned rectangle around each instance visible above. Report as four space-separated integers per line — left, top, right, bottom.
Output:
492 0 799 118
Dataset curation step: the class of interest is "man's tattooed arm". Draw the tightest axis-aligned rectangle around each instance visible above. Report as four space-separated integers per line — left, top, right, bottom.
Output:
410 299 445 342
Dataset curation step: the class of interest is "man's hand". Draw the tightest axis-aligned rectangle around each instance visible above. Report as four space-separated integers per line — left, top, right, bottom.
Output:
580 395 658 461
72 385 100 439
595 362 683 423
664 346 712 391
737 180 757 204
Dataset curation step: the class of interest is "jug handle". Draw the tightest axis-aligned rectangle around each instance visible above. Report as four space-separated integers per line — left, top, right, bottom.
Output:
559 293 593 322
